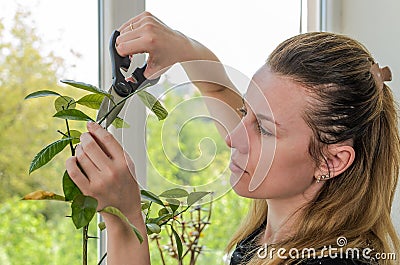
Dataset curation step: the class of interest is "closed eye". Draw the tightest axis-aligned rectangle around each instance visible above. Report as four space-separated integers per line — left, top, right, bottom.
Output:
256 121 273 136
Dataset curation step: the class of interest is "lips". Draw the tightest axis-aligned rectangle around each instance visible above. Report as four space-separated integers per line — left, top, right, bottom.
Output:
229 160 247 174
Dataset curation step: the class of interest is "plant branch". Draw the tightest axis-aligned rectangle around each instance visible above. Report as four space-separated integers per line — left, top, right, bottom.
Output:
97 83 154 127
158 206 190 227
83 224 89 265
97 89 138 126
155 236 166 265
98 252 107 265
57 130 69 137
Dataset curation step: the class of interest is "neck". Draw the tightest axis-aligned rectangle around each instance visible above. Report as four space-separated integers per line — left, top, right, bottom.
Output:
262 197 304 244
261 184 321 244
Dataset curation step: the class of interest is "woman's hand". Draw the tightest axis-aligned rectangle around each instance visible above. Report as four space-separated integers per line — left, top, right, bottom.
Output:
116 11 219 78
66 121 141 220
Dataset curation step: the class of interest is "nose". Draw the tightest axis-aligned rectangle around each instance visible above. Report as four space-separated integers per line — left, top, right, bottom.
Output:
224 121 249 154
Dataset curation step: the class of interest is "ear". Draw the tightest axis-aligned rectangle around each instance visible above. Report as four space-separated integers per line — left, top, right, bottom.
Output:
314 143 355 180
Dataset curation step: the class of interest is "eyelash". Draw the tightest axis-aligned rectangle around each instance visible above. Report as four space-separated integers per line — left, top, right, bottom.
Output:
237 105 273 136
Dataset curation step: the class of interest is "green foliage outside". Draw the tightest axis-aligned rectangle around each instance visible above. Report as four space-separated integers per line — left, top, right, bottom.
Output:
0 198 97 265
0 8 250 265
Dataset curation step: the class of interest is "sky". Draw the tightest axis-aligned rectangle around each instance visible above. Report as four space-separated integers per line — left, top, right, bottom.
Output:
1 0 300 91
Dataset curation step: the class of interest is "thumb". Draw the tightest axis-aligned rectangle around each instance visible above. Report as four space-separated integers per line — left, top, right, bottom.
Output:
143 56 159 79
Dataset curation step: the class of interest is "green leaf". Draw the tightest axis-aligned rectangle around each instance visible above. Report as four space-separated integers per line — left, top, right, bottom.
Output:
24 90 61 100
158 207 170 217
98 222 106 231
62 130 81 145
159 188 189 198
187 192 210 206
76 94 105 109
71 194 98 229
60 79 112 98
137 90 168 120
100 206 143 243
53 109 94 121
141 201 151 210
146 223 161 234
54 96 76 111
140 190 164 206
151 213 173 225
171 226 183 260
112 117 130 129
166 198 180 213
22 190 65 201
29 138 72 174
63 170 82 201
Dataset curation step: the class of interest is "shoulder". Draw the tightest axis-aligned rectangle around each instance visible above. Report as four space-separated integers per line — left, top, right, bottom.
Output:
298 257 373 265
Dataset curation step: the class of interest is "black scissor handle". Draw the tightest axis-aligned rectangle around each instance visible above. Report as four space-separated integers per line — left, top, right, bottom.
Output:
110 30 160 97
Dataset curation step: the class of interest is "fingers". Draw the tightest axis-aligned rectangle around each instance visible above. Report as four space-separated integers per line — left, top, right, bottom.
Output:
86 122 124 161
116 12 159 57
66 156 90 193
116 37 150 57
80 132 111 169
75 144 100 176
118 11 156 32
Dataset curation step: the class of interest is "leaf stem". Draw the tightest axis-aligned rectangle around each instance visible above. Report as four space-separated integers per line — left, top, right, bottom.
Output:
65 119 75 156
145 201 152 222
57 130 69 138
98 252 107 265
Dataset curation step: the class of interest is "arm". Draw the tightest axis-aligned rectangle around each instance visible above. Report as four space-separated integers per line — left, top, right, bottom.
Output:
116 12 243 137
66 121 150 265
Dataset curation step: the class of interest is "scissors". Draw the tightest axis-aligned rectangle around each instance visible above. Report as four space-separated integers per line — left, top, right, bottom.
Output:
96 30 160 128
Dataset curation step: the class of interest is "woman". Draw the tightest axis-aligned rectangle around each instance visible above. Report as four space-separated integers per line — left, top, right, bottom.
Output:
66 12 399 264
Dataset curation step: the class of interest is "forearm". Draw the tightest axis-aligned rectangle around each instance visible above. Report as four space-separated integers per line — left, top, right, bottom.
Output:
102 212 150 265
182 37 244 137
182 37 237 94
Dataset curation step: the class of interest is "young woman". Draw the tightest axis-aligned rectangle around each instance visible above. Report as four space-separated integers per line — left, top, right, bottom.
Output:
66 12 399 265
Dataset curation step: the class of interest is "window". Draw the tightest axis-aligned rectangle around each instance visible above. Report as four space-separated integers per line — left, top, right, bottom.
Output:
143 2 301 263
0 0 98 264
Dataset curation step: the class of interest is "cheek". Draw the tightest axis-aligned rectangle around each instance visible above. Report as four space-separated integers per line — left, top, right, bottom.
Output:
263 140 315 196
246 139 315 199
231 136 275 195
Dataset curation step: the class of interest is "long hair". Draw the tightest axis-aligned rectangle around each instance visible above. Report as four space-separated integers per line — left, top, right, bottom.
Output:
226 32 399 265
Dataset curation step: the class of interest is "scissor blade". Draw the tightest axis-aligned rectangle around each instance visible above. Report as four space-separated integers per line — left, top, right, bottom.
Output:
105 99 124 128
96 87 126 129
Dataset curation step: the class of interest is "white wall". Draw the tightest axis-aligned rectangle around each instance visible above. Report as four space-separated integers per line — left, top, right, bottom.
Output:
326 0 400 233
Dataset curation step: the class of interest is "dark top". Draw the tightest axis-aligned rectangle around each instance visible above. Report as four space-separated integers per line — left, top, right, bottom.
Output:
229 222 373 265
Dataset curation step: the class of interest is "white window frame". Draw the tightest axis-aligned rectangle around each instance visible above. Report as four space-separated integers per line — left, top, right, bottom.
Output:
97 0 146 262
301 0 342 33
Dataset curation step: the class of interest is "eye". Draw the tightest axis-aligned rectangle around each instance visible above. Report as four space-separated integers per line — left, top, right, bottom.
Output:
256 120 273 136
237 105 247 117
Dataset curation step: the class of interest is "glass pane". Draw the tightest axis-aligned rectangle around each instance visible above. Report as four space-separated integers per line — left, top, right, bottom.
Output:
0 1 98 264
144 1 301 264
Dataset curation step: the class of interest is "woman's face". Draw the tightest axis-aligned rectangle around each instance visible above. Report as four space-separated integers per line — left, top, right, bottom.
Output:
226 65 318 199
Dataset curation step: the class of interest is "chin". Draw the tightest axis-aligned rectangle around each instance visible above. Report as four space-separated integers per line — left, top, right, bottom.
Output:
230 173 259 198
230 173 275 199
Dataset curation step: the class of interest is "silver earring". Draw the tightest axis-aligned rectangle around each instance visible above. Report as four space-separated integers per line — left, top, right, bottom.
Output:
316 174 330 183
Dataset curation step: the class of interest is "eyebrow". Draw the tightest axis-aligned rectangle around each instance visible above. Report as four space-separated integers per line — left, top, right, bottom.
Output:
256 113 282 127
242 99 283 129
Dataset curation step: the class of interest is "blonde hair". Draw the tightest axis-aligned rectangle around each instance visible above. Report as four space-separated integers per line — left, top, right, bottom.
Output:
226 32 400 265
